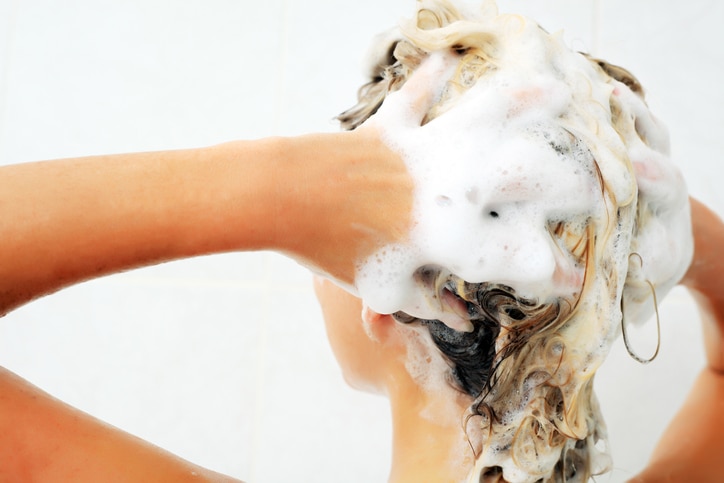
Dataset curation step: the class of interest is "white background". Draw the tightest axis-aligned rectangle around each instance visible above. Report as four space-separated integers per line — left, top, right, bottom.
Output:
0 1 722 481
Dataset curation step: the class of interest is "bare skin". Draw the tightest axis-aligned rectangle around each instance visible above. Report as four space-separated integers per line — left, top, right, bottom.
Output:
0 48 455 317
315 278 476 483
0 129 413 482
0 129 404 476
0 366 240 483
0 131 410 316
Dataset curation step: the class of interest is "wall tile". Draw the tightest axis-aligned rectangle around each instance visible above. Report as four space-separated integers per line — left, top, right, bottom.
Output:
0 279 265 477
596 287 704 479
251 288 392 483
0 0 286 165
273 0 412 136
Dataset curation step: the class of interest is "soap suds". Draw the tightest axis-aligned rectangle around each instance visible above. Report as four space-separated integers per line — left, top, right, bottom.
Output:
341 1 692 481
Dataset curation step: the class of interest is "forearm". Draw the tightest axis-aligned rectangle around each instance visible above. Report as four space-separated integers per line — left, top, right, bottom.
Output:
0 140 280 314
631 199 724 481
686 290 724 373
629 367 724 483
0 130 410 315
681 198 724 371
0 367 241 482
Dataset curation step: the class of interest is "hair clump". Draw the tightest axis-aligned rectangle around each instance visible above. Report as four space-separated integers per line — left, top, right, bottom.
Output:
339 1 686 482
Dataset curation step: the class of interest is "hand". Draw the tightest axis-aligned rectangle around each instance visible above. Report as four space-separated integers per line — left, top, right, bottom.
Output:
281 51 459 285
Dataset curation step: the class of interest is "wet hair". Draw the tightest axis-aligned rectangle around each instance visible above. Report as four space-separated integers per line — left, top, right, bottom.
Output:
338 1 682 482
392 277 596 482
391 279 569 399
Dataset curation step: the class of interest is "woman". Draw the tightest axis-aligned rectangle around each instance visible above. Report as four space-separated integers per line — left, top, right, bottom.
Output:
0 2 717 483
318 1 702 482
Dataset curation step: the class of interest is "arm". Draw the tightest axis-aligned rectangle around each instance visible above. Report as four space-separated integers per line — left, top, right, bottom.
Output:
0 131 411 482
631 198 724 482
681 198 724 371
0 366 242 483
0 52 451 480
0 48 455 316
0 131 411 316
0 131 410 481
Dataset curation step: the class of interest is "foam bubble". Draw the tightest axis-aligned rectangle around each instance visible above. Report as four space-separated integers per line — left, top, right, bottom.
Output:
357 62 607 323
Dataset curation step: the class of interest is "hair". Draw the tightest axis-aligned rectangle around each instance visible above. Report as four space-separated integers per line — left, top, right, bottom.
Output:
338 1 686 482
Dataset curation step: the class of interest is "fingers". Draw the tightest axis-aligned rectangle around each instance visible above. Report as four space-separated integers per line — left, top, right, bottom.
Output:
681 197 724 291
375 50 458 127
440 288 474 332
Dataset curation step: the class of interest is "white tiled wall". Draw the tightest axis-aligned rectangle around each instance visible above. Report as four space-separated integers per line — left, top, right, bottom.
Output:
0 1 721 482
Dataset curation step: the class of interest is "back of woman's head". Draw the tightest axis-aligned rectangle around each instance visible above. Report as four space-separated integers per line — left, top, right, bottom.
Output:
339 1 692 481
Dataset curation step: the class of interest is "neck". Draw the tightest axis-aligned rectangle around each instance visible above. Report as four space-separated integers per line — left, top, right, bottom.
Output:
386 370 476 483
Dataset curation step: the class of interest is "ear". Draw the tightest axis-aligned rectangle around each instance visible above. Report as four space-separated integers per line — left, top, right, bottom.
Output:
361 304 396 343
361 304 387 323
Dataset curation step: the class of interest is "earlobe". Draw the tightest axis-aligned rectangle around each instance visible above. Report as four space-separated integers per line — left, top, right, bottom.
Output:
361 305 397 343
361 304 386 323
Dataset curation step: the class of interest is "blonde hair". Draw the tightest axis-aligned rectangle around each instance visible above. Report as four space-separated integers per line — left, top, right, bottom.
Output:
340 1 688 481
